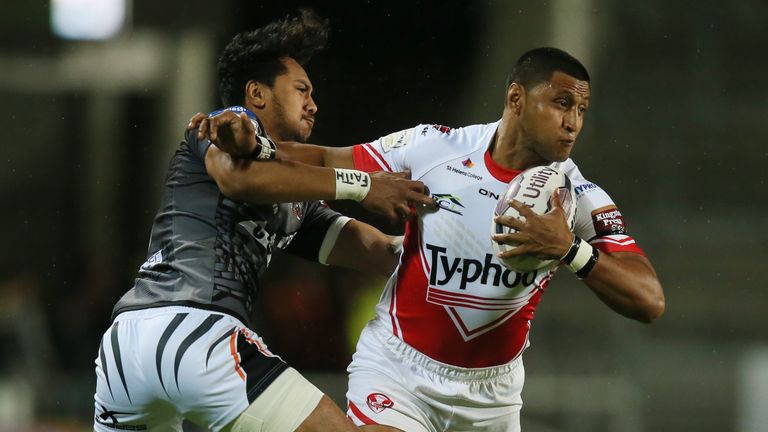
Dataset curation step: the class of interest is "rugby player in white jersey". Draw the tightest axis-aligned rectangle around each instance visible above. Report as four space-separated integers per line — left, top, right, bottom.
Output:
93 10 433 432
194 47 665 431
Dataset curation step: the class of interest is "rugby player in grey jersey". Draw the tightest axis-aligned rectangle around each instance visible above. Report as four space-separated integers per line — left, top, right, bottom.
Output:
93 10 432 432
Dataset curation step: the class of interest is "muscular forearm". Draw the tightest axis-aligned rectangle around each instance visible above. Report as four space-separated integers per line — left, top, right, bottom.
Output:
579 252 665 323
277 141 355 168
207 146 337 203
326 220 400 277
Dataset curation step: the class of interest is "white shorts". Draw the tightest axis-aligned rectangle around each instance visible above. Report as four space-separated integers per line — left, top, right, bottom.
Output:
346 320 524 432
93 306 321 431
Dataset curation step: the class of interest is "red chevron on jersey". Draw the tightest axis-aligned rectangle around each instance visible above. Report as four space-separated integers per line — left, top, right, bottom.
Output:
352 122 645 368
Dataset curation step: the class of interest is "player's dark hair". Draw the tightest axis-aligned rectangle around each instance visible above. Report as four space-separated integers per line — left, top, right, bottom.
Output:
506 47 590 90
217 9 329 107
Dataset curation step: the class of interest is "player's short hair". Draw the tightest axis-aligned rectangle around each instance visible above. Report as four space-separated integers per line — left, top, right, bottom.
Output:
217 9 329 107
506 47 590 90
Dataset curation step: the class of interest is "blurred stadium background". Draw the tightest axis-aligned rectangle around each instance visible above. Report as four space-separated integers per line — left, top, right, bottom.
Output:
1 1 766 431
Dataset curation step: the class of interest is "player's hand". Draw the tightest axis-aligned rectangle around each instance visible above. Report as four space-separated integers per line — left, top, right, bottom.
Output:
187 112 207 131
363 171 436 223
492 189 573 260
189 111 258 157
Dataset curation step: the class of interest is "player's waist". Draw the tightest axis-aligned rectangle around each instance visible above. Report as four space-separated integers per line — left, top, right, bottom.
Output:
366 318 522 381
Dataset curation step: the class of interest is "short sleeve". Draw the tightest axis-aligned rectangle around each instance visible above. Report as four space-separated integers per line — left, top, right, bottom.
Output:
352 127 418 173
572 182 645 255
283 201 345 262
185 129 212 162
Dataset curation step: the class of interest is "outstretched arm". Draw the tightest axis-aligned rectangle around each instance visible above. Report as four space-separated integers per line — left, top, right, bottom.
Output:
324 219 402 277
192 111 434 222
205 144 430 222
492 190 665 323
190 111 354 168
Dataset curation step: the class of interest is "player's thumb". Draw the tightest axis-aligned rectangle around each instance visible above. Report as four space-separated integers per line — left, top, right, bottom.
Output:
549 188 563 212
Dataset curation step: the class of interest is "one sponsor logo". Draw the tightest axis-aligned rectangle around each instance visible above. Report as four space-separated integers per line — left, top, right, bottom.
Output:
139 249 163 271
433 193 465 215
520 166 558 199
95 407 147 430
291 202 303 220
574 182 598 196
592 206 626 236
366 393 394 413
462 158 474 168
445 164 483 181
426 243 538 290
421 124 452 136
478 188 500 200
379 128 413 153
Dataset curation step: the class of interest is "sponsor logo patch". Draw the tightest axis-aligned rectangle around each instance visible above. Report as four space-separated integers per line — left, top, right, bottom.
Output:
366 393 394 413
292 202 303 220
592 206 627 236
421 124 452 136
380 128 413 153
462 158 474 168
433 193 465 215
445 164 483 181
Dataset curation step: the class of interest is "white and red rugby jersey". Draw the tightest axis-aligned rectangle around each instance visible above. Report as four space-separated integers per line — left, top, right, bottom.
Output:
353 122 644 368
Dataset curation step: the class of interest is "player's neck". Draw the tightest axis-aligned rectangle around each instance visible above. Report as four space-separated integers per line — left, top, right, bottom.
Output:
491 119 545 171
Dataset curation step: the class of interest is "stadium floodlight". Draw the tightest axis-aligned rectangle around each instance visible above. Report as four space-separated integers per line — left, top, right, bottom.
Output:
51 0 127 40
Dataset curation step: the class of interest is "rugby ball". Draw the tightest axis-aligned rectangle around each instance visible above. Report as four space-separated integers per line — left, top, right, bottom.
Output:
492 165 576 272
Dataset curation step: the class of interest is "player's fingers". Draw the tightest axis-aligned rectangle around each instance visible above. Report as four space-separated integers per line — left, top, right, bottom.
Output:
198 118 210 140
494 215 524 230
389 171 411 179
395 203 411 219
386 209 400 224
548 188 565 213
497 244 533 259
208 116 220 142
508 199 534 216
241 113 255 134
188 112 207 130
407 191 436 208
492 232 524 245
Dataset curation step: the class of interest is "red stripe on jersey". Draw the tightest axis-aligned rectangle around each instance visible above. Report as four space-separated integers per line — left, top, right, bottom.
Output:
393 223 547 367
590 235 645 255
353 144 393 172
348 402 377 425
484 149 522 183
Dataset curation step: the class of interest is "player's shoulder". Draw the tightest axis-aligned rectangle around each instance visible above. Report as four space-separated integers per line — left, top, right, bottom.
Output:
550 158 608 202
410 120 499 153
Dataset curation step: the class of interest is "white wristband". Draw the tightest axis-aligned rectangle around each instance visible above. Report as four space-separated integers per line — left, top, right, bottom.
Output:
566 238 594 273
334 168 371 202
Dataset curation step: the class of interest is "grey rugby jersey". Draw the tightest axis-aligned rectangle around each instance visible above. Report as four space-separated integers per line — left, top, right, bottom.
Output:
112 129 342 325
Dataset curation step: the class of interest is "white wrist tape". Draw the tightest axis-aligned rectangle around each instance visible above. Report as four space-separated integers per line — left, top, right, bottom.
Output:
334 168 371 202
566 238 594 273
252 135 276 160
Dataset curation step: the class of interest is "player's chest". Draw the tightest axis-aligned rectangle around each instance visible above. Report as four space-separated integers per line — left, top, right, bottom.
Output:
419 156 508 246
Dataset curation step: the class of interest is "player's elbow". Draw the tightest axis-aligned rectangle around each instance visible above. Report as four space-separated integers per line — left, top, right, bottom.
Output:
636 283 665 323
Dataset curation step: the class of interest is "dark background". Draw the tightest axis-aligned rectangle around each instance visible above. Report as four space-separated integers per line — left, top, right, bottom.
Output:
0 1 766 431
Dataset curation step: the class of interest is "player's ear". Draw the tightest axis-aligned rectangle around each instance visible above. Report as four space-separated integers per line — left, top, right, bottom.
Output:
506 83 524 115
245 80 267 109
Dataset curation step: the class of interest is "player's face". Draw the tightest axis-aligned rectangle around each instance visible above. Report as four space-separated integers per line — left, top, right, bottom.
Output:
519 71 590 162
264 58 317 143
